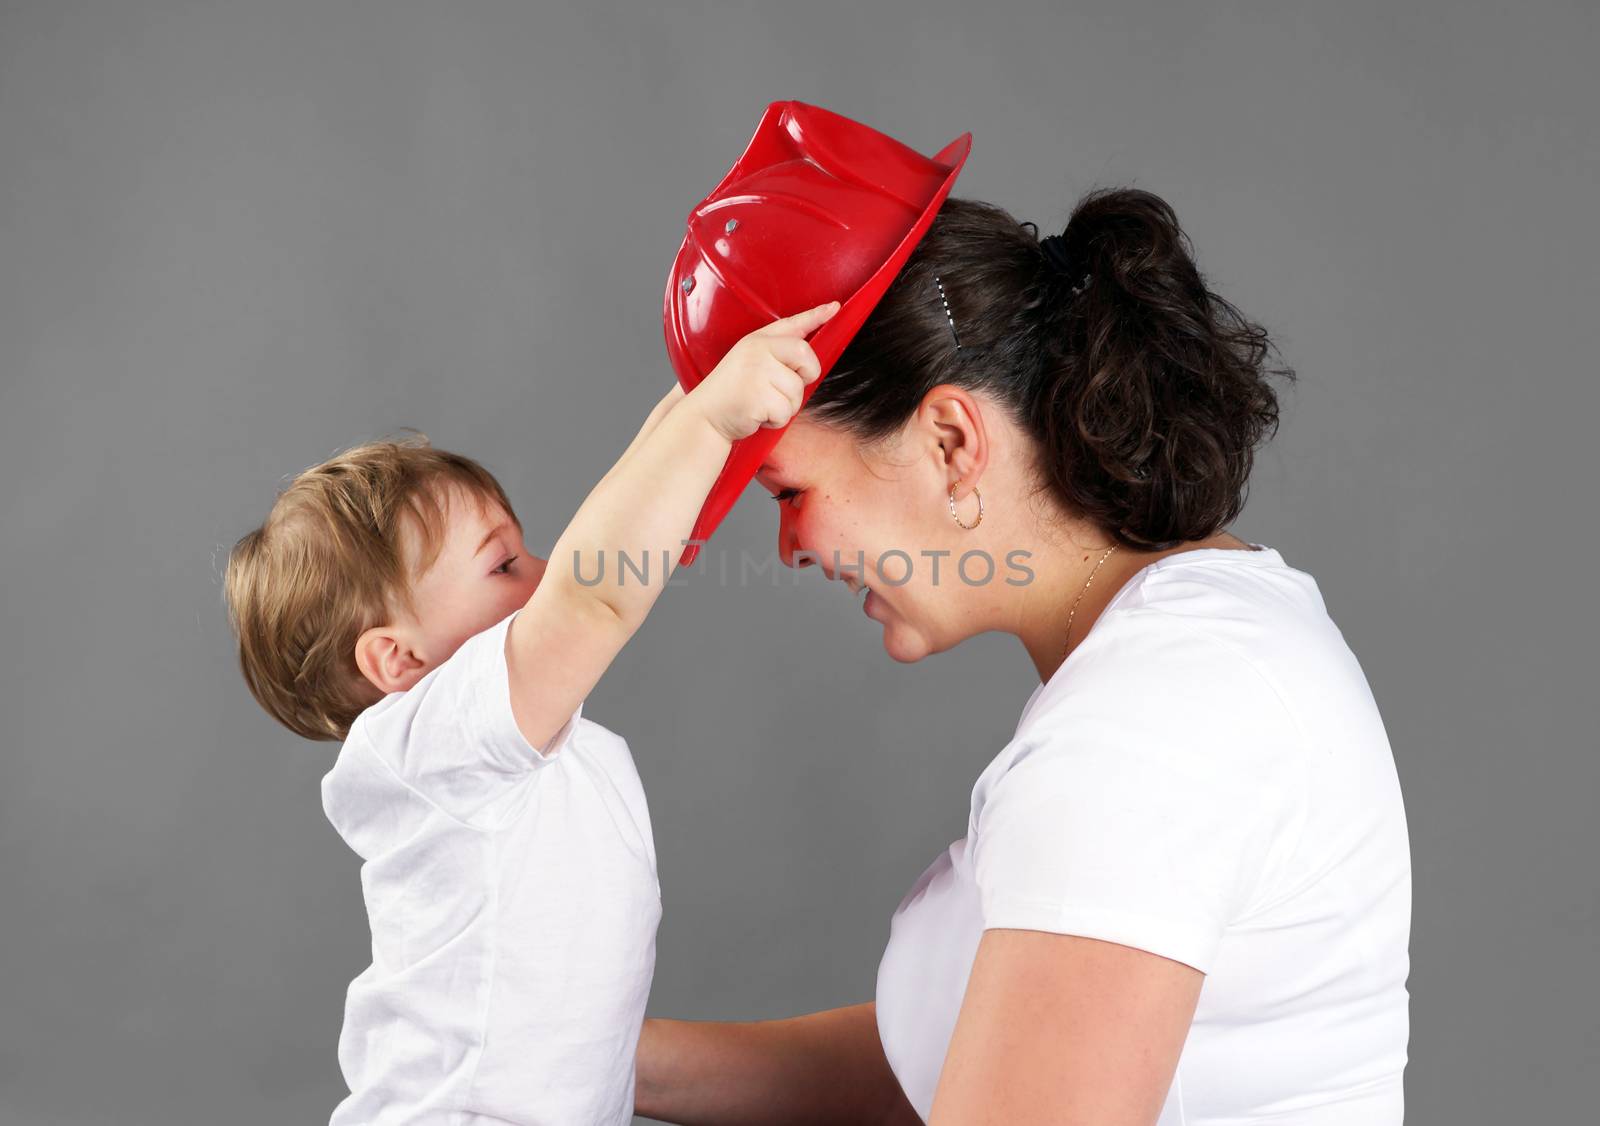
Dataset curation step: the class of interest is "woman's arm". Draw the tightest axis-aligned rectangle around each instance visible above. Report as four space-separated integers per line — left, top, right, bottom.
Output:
927 929 1203 1125
635 1002 922 1126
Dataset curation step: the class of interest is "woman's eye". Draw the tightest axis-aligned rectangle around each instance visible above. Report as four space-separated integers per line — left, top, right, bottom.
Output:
769 488 800 504
491 555 518 575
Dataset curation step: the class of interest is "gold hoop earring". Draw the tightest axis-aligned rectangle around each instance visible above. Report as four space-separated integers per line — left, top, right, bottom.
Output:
948 479 984 530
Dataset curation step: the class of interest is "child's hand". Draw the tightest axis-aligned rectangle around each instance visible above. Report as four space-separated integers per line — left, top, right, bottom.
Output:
687 301 841 442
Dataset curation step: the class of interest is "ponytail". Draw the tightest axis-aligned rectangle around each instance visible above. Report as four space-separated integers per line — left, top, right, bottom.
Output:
808 191 1295 548
1031 188 1294 547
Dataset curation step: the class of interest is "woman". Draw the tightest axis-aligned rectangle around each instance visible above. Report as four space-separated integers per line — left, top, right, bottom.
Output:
636 189 1411 1124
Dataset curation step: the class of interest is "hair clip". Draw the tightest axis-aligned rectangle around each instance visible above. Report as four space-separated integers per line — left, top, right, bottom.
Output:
934 274 962 351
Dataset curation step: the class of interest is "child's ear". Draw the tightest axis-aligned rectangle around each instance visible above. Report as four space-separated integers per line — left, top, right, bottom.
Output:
354 626 428 695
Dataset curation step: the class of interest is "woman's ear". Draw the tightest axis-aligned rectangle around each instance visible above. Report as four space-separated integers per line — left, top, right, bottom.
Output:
354 625 428 695
919 384 990 492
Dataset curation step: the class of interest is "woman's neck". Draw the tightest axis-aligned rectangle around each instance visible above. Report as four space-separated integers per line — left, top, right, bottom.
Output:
1011 530 1255 681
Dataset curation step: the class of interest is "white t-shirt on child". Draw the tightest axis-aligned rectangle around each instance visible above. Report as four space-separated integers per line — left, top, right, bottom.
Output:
321 609 662 1126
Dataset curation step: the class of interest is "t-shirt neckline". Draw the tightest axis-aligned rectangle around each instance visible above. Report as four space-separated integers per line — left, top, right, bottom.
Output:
1018 542 1283 724
1099 541 1280 619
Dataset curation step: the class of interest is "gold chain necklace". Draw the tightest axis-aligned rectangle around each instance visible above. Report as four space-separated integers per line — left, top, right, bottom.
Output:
1059 544 1119 661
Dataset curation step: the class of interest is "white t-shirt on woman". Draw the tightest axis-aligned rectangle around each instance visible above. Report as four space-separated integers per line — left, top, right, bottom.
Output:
875 545 1411 1124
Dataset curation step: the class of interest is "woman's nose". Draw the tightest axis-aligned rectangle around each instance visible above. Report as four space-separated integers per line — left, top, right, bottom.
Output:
777 512 812 570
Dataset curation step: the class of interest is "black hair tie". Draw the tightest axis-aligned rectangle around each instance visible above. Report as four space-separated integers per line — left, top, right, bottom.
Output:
1037 231 1092 297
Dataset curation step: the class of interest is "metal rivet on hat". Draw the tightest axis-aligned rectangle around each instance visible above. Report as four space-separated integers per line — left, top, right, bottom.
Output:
724 219 740 234
680 275 696 294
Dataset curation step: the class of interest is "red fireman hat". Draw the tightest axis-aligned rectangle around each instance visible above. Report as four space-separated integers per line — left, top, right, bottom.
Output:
663 100 971 565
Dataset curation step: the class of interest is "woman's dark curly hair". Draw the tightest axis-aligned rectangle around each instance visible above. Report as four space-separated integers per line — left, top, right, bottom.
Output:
805 189 1295 550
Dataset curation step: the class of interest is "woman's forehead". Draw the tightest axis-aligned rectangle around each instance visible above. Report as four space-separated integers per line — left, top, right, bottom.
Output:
764 418 844 466
764 421 887 480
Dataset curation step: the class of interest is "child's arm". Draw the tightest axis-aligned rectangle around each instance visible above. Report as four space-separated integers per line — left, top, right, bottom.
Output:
505 301 840 753
595 383 686 490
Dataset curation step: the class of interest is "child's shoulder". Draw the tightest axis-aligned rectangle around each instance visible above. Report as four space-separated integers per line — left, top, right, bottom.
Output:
347 611 641 784
564 710 639 775
361 611 516 726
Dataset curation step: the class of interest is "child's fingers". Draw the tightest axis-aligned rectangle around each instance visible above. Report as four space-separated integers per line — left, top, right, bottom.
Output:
771 365 807 416
759 383 804 428
762 335 823 383
750 367 806 428
759 300 841 341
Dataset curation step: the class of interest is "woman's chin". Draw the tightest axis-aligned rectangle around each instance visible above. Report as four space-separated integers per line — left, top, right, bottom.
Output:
879 622 933 664
866 589 934 662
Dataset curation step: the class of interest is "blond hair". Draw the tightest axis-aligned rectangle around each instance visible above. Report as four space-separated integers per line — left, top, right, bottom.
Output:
223 433 520 742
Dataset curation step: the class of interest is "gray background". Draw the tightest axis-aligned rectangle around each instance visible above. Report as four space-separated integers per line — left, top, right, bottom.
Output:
2 2 1594 1123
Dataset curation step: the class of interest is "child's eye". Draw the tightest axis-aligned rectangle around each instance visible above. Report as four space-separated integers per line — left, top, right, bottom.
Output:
491 555 518 575
768 488 800 504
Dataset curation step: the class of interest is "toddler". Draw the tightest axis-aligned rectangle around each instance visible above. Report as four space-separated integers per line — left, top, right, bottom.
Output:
223 300 838 1124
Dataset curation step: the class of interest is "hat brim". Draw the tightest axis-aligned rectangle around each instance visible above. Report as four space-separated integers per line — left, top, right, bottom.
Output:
678 131 972 567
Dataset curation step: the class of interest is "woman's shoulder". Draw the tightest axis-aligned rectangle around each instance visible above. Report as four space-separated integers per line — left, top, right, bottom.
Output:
979 549 1330 824
1017 544 1345 740
978 542 1392 842
1011 606 1306 780
967 545 1404 954
1110 544 1329 640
